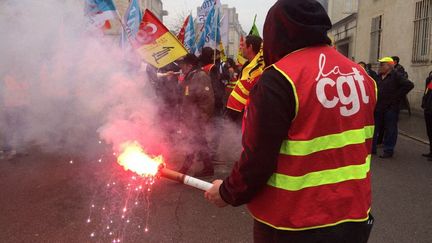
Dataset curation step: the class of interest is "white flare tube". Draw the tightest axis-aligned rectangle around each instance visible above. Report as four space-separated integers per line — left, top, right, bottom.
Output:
183 175 213 191
159 167 213 191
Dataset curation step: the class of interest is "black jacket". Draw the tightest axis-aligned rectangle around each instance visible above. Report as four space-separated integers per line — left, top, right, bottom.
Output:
220 68 295 205
367 69 379 83
206 63 226 116
394 64 409 79
375 70 414 112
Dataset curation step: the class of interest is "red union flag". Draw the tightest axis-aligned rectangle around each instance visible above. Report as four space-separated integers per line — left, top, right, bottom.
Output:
134 10 187 68
177 15 190 44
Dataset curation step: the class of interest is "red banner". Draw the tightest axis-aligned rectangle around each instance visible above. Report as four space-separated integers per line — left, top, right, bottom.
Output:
134 10 187 68
177 16 190 44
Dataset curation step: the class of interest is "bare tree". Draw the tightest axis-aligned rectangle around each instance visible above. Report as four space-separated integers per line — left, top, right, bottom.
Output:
165 10 190 35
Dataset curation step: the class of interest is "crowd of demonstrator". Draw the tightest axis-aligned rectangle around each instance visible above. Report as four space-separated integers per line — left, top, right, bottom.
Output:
146 40 261 177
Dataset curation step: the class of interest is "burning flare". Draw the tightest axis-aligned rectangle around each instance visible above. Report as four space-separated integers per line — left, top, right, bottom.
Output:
117 141 163 177
117 141 212 191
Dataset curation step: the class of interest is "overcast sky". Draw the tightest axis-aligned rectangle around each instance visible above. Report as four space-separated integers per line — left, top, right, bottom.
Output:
163 0 278 35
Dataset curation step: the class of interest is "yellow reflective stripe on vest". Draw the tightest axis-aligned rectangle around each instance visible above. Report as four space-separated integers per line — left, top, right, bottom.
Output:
280 125 374 156
236 81 250 96
227 82 237 89
231 90 247 105
267 155 371 191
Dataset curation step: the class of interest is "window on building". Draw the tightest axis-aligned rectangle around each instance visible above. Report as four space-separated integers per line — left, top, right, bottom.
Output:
413 0 432 63
229 29 235 43
369 15 382 63
229 9 234 21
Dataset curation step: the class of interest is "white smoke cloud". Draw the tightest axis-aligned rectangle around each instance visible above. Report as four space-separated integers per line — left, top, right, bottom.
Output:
0 0 242 170
0 0 163 157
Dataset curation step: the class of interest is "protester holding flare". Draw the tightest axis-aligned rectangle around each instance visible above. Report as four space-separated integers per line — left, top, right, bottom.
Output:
206 0 377 242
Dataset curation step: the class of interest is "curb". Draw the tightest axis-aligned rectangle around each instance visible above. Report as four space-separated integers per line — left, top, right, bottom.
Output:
398 129 429 145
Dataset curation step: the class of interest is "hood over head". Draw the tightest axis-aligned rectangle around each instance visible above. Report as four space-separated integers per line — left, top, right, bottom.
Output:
263 0 332 66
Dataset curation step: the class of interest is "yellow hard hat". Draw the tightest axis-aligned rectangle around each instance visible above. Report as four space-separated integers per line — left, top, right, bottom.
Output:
378 57 395 64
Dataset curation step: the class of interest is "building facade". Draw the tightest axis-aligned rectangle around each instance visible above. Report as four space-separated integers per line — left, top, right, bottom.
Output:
140 0 168 21
195 4 244 58
328 0 358 59
220 4 244 58
354 0 430 109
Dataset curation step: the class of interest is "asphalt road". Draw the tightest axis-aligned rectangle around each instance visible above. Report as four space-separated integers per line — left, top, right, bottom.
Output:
0 134 431 242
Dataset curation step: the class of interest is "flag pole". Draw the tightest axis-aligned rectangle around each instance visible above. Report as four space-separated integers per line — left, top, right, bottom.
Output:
111 0 134 46
213 7 218 64
115 10 134 46
194 17 204 54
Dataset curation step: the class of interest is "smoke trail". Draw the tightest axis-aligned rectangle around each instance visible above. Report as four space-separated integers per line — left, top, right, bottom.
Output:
0 0 243 172
0 0 165 157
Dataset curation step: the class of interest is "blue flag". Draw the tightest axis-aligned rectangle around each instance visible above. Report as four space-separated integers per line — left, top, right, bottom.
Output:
196 6 221 54
197 0 220 23
120 0 142 48
84 0 117 29
184 15 196 53
85 0 116 14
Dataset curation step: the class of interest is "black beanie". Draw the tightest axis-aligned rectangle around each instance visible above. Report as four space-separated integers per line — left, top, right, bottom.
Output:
178 53 199 67
263 0 332 66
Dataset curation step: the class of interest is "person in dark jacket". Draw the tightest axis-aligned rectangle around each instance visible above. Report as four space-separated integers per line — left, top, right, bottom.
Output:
359 61 379 82
178 54 215 177
205 0 375 242
199 47 227 161
392 56 411 115
392 56 409 79
366 63 380 82
372 57 414 158
199 47 226 116
421 71 432 160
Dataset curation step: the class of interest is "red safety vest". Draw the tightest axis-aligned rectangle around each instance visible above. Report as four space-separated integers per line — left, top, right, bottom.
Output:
227 50 265 112
225 76 238 94
202 64 214 75
427 81 432 91
247 45 377 231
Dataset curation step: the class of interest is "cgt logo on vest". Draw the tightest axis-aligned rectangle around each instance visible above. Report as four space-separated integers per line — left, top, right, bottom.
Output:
315 53 370 117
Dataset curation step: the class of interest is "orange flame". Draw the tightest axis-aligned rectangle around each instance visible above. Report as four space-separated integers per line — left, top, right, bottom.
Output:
117 141 163 177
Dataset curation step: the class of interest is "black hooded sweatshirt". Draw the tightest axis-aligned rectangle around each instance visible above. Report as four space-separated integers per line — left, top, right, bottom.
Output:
220 0 332 206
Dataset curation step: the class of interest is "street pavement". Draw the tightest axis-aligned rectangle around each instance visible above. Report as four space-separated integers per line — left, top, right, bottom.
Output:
399 110 429 143
1 112 432 242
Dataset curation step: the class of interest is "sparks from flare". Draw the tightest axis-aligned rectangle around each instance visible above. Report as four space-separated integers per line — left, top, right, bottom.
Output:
86 140 159 241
